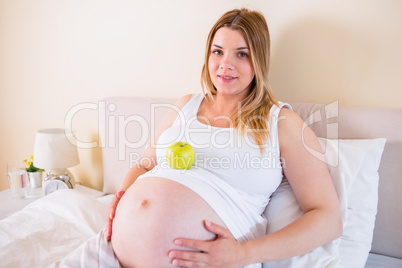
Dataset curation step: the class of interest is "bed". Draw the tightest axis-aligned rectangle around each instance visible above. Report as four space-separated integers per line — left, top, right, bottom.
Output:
1 96 401 267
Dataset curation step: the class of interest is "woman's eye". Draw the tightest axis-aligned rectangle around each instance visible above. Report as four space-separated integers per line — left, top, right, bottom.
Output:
238 52 248 58
212 50 222 55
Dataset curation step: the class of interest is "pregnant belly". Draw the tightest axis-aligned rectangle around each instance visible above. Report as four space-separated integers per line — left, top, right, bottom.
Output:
112 177 226 268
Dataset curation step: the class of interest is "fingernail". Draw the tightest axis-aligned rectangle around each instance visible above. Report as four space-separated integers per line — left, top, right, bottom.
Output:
205 220 212 226
169 251 176 258
117 190 125 198
172 259 179 265
174 239 182 245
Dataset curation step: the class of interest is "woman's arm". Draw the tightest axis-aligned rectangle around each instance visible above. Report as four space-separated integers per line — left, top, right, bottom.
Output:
106 94 193 240
241 107 343 264
169 108 343 266
118 148 157 191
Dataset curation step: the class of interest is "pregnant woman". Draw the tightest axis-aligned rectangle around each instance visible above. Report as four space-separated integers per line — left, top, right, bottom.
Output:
108 8 342 268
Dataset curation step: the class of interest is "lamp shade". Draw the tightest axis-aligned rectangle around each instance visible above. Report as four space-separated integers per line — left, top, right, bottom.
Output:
33 128 80 169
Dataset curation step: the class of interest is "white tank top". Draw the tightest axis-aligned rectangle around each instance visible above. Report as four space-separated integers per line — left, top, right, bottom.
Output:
144 93 291 214
138 93 291 251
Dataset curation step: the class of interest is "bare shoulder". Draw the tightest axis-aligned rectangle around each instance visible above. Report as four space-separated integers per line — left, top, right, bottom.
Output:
277 108 304 142
174 94 193 109
154 94 193 137
277 107 322 153
166 93 193 115
162 94 193 124
278 107 303 125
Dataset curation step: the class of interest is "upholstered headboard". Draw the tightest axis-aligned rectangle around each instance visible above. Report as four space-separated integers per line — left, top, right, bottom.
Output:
101 96 402 260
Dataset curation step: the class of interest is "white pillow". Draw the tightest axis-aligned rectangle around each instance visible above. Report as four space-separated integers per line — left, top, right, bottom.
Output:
262 138 386 268
336 139 386 268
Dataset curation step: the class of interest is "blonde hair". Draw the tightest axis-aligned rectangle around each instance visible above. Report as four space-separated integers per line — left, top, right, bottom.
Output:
201 8 279 153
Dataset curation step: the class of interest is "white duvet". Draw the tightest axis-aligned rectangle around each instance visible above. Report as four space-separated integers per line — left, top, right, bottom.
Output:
0 189 108 267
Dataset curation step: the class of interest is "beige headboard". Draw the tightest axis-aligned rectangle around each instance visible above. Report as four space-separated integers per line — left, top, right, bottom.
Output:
101 96 402 259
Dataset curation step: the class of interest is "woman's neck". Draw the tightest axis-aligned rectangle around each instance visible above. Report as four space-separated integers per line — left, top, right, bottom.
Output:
212 92 246 116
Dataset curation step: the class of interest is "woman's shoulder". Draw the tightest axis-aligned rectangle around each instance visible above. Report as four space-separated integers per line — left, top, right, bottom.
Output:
277 107 305 140
277 107 321 154
164 93 202 124
152 94 195 145
278 105 304 124
175 92 206 108
174 94 193 109
278 105 297 118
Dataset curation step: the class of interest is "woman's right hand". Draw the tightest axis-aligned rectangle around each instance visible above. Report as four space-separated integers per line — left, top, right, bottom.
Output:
106 190 125 241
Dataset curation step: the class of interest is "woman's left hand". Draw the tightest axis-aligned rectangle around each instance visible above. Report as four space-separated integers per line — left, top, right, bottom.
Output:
169 220 247 268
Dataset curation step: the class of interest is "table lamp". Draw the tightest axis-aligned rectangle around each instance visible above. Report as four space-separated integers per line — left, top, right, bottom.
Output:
33 129 80 190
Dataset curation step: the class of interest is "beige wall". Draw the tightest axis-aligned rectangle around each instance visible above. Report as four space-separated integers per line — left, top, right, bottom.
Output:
1 0 401 191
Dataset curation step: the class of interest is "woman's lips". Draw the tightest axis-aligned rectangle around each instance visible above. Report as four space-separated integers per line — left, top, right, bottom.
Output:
218 75 237 82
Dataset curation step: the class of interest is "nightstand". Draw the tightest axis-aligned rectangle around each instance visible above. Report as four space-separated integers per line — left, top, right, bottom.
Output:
0 184 105 220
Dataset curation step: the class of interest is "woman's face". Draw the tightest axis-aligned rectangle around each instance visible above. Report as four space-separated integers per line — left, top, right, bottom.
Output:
208 27 254 98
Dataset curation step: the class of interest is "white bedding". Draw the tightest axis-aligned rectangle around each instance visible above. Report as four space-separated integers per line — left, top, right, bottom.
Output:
1 182 400 267
0 189 109 267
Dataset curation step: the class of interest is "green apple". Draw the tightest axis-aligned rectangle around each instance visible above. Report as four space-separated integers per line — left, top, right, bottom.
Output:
166 141 195 169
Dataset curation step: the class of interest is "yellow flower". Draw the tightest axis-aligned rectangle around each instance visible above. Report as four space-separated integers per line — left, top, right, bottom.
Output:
23 157 30 169
23 154 44 172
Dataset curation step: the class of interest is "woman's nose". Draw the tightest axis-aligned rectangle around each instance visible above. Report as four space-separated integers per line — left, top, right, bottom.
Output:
219 55 235 70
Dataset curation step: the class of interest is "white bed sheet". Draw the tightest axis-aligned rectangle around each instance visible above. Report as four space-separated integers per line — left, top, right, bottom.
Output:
0 189 109 267
2 188 401 268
